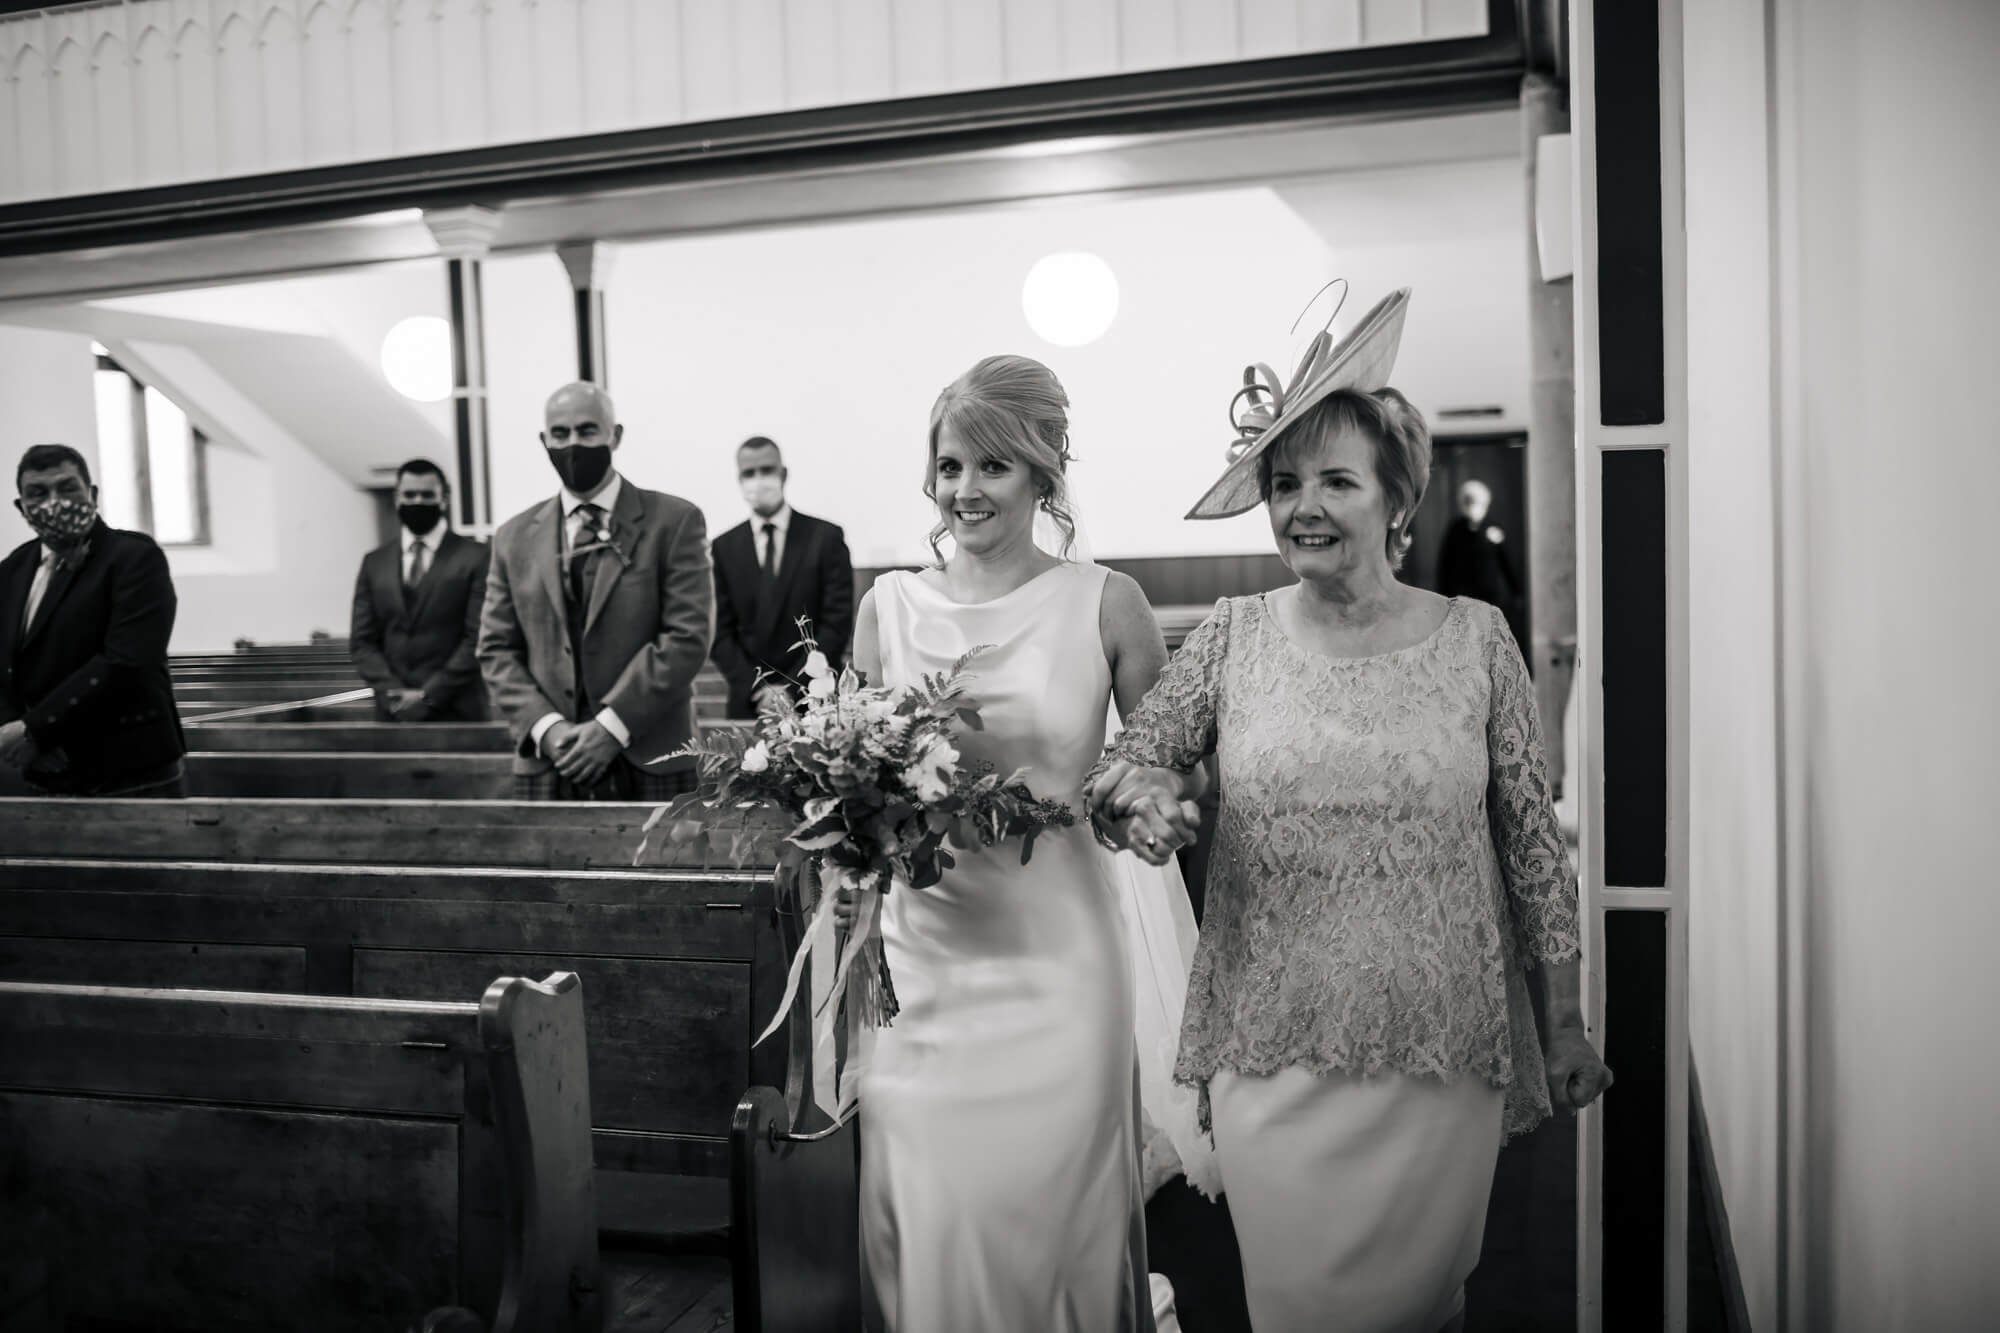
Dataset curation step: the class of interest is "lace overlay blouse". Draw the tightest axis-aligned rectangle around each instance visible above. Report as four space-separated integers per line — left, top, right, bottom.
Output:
1102 595 1581 1140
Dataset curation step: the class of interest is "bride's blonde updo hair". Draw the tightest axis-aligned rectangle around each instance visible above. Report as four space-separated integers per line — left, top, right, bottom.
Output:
924 354 1078 562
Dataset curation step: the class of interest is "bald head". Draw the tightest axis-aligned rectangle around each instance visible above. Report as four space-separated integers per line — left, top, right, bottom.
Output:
544 382 618 436
542 382 621 451
540 381 622 497
1456 478 1491 523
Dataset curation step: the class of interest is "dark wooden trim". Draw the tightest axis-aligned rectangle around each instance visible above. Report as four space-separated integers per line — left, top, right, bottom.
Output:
1603 907 1668 1330
1590 0 1666 425
1602 448 1668 887
1690 1060 1756 1333
0 21 1523 258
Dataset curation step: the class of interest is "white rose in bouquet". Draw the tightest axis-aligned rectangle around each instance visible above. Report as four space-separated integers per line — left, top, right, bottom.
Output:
903 736 958 803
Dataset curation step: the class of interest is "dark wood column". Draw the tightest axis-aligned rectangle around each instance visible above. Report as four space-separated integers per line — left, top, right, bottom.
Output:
558 241 611 389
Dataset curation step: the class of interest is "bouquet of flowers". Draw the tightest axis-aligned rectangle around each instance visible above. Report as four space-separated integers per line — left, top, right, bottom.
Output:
638 623 1074 1110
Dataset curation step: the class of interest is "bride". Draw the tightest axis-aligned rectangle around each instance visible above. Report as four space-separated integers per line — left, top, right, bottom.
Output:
845 354 1213 1332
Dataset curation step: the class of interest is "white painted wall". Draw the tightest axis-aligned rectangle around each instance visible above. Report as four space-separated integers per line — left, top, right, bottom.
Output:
0 326 99 553
0 307 388 651
1685 1 2000 1325
477 169 1526 565
1681 3 1784 1328
99 260 456 485
1783 2 2000 1325
114 339 378 651
0 0 1490 204
484 249 581 525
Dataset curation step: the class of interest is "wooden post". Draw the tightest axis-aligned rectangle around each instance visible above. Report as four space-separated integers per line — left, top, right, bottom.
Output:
427 206 501 538
1524 72 1578 796
557 242 612 390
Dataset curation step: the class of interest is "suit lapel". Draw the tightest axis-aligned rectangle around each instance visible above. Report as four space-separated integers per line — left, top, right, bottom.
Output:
755 516 811 645
529 498 570 639
21 525 100 650
583 484 646 635
0 549 30 665
407 532 457 622
373 543 407 624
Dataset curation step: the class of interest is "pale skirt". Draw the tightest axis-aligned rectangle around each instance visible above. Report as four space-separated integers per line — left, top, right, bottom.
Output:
1208 1065 1506 1333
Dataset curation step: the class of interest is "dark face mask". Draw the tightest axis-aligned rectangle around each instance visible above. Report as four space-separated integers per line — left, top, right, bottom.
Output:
397 502 445 536
19 494 97 550
547 444 612 495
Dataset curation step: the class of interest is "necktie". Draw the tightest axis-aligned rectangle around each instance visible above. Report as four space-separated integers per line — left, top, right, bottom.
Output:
404 540 429 602
21 550 55 632
570 504 605 606
760 522 779 584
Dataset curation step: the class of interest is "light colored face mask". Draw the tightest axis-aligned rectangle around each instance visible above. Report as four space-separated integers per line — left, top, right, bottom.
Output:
741 475 784 513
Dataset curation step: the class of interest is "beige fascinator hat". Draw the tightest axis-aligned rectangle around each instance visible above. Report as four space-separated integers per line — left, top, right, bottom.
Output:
1186 283 1412 521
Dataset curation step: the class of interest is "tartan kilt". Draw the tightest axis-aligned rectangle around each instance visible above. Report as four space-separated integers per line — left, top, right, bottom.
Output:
513 759 697 803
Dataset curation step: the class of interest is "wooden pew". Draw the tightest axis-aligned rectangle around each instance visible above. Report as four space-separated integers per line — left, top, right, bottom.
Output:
184 722 514 752
180 697 378 723
0 853 790 1243
730 889 862 1333
175 680 369 703
0 797 780 869
0 971 598 1333
184 750 518 799
732 1091 862 1333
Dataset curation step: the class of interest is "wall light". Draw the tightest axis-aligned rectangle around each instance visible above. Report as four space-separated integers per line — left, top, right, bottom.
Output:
1022 252 1119 347
380 315 454 402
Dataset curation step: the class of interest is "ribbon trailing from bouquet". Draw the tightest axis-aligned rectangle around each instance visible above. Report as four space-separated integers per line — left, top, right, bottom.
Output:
755 861 887 1122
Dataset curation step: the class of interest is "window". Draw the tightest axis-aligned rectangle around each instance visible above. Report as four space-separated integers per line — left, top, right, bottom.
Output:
91 344 210 546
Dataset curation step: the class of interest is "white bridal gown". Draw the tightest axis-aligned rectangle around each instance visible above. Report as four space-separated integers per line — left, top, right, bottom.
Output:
859 562 1153 1333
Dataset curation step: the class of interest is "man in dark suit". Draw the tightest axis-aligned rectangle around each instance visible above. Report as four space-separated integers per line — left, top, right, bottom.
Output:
711 436 854 719
1436 478 1526 649
477 382 714 801
0 444 187 797
350 458 491 722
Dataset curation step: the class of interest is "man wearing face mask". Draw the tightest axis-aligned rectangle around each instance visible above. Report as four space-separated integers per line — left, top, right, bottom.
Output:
710 436 855 719
1436 478 1526 651
0 444 187 797
478 382 714 800
349 458 491 722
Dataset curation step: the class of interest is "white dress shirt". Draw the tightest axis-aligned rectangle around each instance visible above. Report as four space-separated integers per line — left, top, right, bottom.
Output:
19 542 58 632
402 524 442 587
532 473 632 758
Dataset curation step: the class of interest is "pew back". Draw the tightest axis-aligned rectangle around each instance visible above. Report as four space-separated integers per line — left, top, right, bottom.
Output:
0 797 780 869
0 972 598 1333
0 856 789 1240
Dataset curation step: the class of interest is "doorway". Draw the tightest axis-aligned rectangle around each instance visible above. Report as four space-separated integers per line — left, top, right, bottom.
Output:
1407 432 1531 656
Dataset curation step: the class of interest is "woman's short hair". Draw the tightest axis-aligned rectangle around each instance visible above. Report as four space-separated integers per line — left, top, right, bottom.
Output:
1257 387 1432 570
925 354 1077 561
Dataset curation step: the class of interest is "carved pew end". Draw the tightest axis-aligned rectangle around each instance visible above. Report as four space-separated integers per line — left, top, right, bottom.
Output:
730 1087 863 1333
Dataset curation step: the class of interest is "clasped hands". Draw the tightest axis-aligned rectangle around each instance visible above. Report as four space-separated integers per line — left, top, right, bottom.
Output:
0 718 36 770
1086 760 1202 867
540 718 623 786
382 688 434 723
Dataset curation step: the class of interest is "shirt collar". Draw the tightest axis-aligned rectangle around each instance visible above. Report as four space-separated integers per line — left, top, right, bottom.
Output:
402 526 442 556
756 503 793 534
562 471 623 522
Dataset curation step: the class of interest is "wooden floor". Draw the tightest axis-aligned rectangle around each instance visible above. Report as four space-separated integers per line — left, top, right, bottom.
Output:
605 1250 733 1333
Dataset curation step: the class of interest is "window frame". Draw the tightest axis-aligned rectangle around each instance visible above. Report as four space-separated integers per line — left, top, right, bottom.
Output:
93 348 212 548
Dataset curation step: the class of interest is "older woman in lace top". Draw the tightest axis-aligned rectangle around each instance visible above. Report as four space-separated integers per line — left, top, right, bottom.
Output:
1088 292 1610 1333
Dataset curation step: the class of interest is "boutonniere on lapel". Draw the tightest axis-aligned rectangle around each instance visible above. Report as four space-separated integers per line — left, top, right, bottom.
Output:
564 532 634 573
